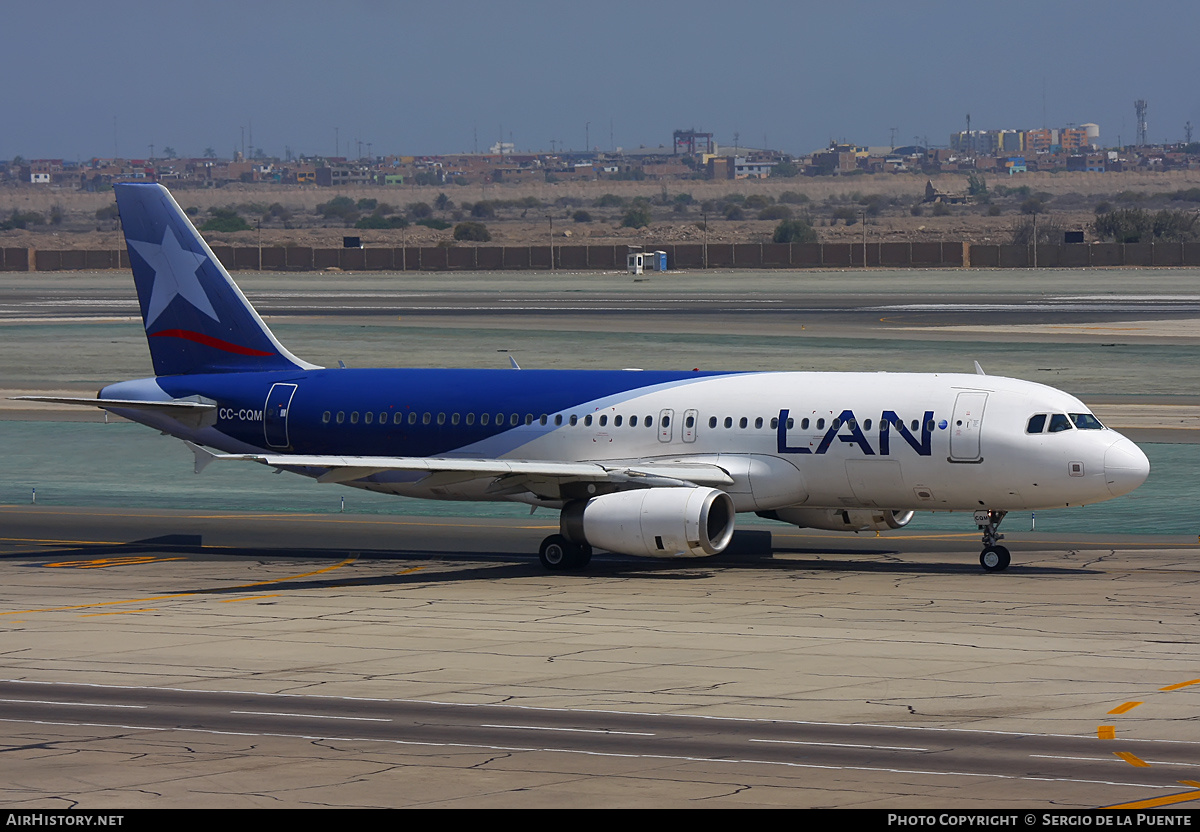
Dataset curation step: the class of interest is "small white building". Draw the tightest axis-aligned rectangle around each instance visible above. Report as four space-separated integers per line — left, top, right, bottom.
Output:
627 248 668 274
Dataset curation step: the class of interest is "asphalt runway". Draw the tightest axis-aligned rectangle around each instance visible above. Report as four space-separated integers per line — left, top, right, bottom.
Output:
2 507 1200 808
4 267 1200 808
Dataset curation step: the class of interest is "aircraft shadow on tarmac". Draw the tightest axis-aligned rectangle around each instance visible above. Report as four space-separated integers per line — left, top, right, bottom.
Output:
9 533 1100 593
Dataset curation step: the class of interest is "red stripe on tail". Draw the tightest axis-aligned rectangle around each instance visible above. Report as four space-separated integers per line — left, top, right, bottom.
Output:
149 329 276 357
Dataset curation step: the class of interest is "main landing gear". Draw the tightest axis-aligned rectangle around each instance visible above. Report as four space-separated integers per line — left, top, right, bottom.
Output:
538 534 592 571
975 509 1010 572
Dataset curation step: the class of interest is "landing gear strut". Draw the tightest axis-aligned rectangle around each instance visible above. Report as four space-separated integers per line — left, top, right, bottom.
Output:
975 509 1010 572
538 534 592 571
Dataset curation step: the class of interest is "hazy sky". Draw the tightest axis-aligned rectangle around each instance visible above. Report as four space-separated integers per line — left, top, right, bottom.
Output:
4 0 1198 161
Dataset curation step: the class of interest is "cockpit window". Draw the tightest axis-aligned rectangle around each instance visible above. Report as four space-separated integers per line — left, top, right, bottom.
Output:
1070 412 1104 430
1047 413 1073 433
1026 414 1046 434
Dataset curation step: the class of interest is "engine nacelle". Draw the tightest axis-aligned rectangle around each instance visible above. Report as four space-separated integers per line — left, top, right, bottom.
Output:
562 486 736 558
760 507 914 532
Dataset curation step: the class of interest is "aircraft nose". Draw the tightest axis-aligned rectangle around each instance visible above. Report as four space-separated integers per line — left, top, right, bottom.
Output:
1104 437 1150 497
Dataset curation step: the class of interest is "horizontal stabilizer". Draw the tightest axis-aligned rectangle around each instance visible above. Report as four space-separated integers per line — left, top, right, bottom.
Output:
13 395 217 430
11 395 215 413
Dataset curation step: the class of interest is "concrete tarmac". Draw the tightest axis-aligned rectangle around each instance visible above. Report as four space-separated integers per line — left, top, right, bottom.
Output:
2 507 1200 808
4 268 1200 808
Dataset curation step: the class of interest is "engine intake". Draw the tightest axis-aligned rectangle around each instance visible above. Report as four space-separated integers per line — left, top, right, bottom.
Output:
562 486 736 558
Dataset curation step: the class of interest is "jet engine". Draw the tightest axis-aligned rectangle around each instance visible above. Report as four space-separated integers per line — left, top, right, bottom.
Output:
561 486 736 558
759 507 914 532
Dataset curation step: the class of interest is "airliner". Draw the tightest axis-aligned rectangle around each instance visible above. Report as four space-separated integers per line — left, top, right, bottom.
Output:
19 183 1151 572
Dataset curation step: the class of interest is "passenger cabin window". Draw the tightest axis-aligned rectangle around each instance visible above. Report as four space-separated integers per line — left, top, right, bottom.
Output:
1026 414 1047 434
1071 413 1104 430
1048 413 1073 433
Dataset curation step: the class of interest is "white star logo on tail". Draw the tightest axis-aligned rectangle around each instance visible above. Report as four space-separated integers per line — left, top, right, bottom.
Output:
129 226 217 327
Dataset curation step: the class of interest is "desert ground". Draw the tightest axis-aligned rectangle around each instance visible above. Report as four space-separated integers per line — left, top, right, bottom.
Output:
2 169 1198 252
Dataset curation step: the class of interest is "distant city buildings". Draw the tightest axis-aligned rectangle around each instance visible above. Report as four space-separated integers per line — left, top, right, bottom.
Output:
3 122 1197 190
951 124 1099 157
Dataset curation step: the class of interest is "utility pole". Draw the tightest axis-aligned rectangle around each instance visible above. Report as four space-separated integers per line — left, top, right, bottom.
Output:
1032 212 1041 267
860 211 867 268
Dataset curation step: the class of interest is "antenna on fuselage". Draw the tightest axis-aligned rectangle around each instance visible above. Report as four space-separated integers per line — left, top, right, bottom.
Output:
973 361 986 375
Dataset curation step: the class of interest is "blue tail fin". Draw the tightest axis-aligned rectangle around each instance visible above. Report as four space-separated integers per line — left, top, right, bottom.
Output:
115 183 317 376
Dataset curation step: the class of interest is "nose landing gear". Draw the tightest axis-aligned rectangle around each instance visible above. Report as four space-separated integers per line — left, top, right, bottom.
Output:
975 509 1010 572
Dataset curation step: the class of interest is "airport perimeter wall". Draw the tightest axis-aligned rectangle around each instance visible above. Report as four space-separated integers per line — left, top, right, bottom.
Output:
6 242 1200 272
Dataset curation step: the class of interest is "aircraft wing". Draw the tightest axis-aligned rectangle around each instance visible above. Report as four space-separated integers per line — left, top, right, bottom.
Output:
187 442 735 497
